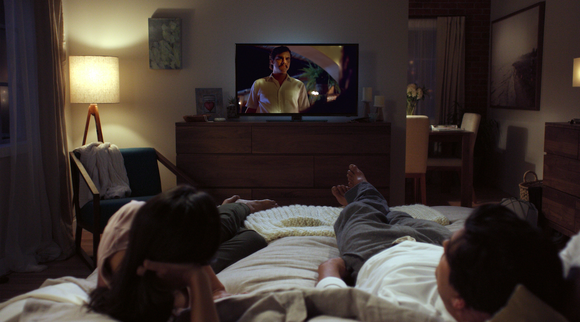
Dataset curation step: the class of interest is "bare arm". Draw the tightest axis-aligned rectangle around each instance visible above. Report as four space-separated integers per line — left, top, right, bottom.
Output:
138 260 219 322
203 265 231 300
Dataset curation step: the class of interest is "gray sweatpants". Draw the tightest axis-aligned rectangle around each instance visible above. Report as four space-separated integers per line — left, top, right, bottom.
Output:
334 182 452 283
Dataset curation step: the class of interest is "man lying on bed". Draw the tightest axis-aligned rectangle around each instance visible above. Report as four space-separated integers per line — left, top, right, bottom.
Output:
316 164 566 322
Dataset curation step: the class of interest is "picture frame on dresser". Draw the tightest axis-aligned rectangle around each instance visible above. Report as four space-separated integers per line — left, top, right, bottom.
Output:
195 88 222 118
490 2 545 110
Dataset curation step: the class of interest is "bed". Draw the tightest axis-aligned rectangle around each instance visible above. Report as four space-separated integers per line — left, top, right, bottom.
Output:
0 204 575 322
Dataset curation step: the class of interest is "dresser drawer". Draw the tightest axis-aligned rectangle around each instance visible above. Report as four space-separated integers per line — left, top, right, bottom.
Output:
544 125 579 159
542 186 580 235
252 124 390 154
543 154 580 196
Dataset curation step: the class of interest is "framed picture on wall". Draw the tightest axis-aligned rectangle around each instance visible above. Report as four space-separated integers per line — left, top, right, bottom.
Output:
148 18 182 69
490 2 545 110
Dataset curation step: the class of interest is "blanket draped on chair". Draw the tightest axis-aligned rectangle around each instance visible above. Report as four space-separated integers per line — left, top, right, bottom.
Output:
74 142 131 200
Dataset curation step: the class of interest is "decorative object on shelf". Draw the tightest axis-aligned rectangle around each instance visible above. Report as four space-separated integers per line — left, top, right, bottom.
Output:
226 96 239 119
183 115 209 122
573 57 580 87
148 18 181 69
69 56 120 145
490 2 545 110
406 83 427 115
195 88 222 120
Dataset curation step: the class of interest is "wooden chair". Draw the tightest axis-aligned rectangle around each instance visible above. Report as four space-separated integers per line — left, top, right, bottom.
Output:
427 113 481 202
70 147 196 268
405 115 431 204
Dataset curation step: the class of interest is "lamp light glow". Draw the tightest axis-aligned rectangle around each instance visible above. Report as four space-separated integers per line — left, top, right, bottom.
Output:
574 58 580 87
70 56 120 104
69 56 120 145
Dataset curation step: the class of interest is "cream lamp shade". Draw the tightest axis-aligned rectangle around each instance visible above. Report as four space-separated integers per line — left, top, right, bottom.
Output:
69 56 120 145
574 58 580 87
373 95 385 108
69 56 120 103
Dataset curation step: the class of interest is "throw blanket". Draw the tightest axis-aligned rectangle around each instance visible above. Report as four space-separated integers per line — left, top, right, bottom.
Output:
245 204 449 243
74 142 131 200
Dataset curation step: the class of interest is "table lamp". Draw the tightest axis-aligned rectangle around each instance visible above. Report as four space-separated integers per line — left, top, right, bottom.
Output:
69 56 120 145
574 57 580 87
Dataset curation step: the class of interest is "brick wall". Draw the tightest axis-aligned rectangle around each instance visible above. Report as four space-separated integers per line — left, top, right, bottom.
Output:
409 0 491 118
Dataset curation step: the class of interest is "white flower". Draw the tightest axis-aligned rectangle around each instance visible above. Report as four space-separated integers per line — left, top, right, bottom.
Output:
406 83 428 102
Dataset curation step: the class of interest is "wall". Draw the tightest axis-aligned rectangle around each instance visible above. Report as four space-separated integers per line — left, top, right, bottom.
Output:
62 0 410 205
489 0 580 196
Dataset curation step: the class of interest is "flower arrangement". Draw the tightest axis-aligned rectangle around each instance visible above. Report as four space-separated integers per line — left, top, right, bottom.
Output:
406 83 428 115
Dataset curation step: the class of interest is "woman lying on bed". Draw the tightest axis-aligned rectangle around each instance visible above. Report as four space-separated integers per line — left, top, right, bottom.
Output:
88 185 277 322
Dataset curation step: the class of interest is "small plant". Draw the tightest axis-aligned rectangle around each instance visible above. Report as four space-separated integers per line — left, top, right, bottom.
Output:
299 63 340 99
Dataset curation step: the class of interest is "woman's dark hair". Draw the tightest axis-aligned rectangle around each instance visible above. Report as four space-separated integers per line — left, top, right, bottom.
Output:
88 185 221 322
447 204 565 315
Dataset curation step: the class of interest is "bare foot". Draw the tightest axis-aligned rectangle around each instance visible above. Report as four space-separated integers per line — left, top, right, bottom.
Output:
347 164 368 188
331 185 349 207
221 195 240 205
236 199 278 213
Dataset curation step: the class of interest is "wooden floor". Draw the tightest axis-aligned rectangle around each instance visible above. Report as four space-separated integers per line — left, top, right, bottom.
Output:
0 182 512 303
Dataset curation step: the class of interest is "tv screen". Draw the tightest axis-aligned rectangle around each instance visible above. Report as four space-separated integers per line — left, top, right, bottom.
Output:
235 44 359 120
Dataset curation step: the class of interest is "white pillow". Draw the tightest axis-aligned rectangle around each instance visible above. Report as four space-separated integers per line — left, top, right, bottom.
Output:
560 232 580 277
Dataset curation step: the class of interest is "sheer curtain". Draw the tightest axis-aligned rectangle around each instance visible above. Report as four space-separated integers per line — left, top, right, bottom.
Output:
408 18 437 120
0 0 73 275
435 16 465 125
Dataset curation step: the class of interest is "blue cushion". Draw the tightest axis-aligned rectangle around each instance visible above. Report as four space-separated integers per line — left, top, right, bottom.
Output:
121 148 162 197
78 196 153 231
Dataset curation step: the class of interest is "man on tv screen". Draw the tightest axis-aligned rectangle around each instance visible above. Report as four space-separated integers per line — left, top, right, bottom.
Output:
245 46 310 113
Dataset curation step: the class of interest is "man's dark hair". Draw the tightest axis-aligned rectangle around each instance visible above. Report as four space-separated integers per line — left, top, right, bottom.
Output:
447 204 564 315
269 46 291 69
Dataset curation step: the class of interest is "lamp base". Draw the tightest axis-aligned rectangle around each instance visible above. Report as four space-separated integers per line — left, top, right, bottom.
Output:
82 104 104 145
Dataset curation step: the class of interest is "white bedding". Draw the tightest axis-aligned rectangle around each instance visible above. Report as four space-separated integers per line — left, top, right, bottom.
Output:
0 205 474 322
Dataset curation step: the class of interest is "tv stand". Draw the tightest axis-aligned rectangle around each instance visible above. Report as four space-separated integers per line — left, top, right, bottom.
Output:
176 122 391 206
265 115 328 122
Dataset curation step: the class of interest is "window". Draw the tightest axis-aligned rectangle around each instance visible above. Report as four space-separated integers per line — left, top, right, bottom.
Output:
408 18 437 120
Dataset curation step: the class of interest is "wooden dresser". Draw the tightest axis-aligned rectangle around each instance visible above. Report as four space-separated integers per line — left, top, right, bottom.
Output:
542 122 580 236
176 122 391 206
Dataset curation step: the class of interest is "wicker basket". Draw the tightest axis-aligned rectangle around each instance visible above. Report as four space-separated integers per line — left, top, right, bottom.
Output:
519 171 542 201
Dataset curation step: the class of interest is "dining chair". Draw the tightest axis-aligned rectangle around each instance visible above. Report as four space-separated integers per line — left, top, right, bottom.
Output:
405 115 431 205
427 112 481 202
70 147 197 268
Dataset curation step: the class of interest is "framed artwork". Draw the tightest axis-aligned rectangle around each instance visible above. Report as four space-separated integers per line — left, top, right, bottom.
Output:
195 88 222 116
148 18 181 69
490 2 545 110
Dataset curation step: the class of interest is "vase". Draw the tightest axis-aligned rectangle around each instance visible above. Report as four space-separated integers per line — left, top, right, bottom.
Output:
406 101 417 115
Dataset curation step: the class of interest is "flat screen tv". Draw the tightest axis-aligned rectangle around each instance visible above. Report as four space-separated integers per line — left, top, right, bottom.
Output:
235 43 359 121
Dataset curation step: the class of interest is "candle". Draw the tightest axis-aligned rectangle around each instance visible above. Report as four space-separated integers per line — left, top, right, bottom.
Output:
362 87 372 102
373 95 385 108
